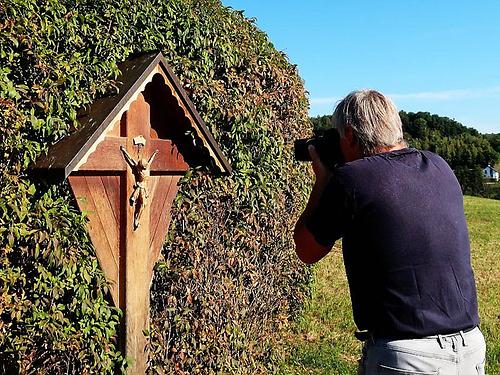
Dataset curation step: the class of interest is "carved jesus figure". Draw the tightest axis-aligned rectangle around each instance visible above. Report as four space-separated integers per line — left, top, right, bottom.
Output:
120 145 159 230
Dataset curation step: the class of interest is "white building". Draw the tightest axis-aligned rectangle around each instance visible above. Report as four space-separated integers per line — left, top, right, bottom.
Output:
483 164 499 181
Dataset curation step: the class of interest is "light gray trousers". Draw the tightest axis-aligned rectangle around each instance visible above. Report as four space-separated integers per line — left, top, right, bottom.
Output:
358 327 486 375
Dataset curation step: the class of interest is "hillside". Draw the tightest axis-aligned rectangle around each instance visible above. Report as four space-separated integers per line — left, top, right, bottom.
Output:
279 196 500 374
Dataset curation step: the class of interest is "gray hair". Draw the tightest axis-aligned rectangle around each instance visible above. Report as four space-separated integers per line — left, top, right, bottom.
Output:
332 89 405 155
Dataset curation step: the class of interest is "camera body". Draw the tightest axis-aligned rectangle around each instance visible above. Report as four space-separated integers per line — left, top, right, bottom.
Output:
294 128 344 169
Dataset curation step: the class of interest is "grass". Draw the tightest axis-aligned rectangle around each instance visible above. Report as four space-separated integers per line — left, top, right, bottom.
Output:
279 195 500 374
465 196 500 373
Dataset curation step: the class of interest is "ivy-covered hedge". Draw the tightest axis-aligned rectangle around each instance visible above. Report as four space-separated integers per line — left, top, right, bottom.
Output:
0 0 312 373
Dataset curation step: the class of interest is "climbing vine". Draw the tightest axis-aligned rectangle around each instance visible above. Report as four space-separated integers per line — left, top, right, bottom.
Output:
0 0 312 373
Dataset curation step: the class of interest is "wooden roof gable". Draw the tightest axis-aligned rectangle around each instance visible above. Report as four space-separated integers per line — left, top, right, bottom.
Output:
34 52 231 179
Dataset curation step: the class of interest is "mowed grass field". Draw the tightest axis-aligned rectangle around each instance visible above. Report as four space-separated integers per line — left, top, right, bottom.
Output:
279 196 500 374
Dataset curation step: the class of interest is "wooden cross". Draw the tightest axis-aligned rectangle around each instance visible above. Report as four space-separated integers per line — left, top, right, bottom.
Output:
68 91 188 373
32 53 231 373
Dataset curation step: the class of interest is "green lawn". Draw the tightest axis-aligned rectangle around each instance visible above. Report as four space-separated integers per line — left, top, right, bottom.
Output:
279 196 500 374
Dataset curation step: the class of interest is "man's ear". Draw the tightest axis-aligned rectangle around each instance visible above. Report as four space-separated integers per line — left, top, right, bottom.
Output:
344 126 356 146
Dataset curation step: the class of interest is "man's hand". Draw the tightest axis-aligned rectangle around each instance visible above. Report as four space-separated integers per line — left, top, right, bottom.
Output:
293 145 334 264
309 145 332 184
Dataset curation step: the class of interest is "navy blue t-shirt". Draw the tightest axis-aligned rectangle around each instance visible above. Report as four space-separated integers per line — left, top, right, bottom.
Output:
306 148 479 338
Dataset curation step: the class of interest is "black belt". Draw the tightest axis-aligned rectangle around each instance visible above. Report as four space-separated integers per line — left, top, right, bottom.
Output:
354 330 371 341
355 326 477 342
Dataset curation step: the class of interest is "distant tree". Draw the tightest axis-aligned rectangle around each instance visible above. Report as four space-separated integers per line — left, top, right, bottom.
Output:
400 112 498 197
484 133 500 154
401 111 498 168
453 167 485 196
310 114 332 134
309 111 500 198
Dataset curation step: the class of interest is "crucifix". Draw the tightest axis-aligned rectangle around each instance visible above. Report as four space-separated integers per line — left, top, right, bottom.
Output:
32 52 231 374
68 92 189 374
120 138 159 230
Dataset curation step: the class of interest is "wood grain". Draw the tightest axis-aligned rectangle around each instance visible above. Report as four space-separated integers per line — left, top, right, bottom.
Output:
148 176 173 244
149 176 181 271
68 175 120 305
123 93 151 375
100 175 121 226
77 136 127 171
150 139 188 171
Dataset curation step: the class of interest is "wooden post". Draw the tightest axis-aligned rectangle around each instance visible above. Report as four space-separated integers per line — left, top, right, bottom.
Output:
123 93 151 374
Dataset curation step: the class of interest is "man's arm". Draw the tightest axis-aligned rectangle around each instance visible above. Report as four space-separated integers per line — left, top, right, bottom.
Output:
294 146 334 264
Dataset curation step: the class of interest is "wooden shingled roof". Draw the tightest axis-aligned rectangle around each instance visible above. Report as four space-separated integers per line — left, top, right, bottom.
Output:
33 51 231 179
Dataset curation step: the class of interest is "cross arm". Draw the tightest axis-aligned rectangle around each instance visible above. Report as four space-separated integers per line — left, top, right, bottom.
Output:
76 136 189 173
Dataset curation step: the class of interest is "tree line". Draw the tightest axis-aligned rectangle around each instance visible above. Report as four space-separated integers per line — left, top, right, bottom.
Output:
310 112 500 198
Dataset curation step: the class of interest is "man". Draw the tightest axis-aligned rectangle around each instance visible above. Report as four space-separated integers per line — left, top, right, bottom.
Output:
294 90 486 374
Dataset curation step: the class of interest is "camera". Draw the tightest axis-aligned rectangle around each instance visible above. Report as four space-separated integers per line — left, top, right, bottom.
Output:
294 128 344 169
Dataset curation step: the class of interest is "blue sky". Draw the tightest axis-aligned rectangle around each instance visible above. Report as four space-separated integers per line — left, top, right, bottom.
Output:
223 1 500 133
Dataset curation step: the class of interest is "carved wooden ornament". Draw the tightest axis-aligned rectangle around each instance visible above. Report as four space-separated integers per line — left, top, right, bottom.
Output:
33 52 231 373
